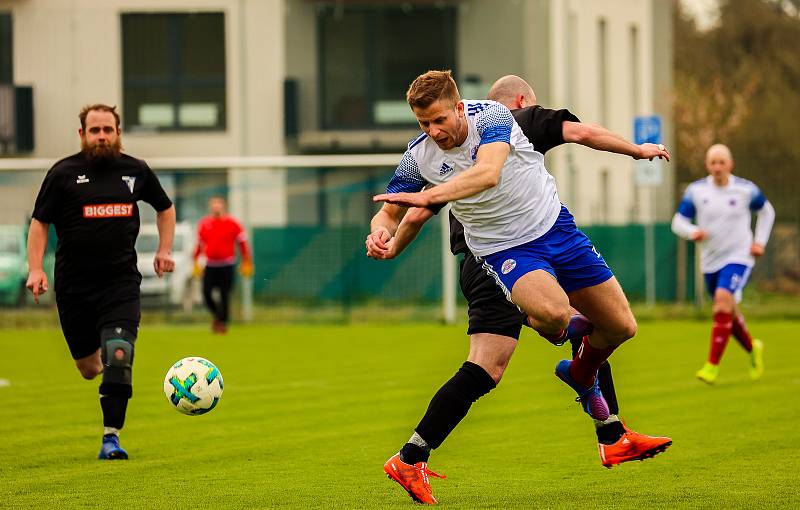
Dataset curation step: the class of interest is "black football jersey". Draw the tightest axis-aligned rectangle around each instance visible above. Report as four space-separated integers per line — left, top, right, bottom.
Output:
32 152 173 292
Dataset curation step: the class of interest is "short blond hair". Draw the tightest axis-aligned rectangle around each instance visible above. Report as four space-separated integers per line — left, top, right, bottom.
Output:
406 70 461 110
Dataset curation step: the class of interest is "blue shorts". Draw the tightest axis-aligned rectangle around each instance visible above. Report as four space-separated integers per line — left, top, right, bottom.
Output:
704 264 751 303
482 206 614 298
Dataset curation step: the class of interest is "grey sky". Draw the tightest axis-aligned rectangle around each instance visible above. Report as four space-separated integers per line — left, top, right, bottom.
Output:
681 0 721 30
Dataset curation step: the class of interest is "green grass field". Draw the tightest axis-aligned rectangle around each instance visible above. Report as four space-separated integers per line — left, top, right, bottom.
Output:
1 320 799 509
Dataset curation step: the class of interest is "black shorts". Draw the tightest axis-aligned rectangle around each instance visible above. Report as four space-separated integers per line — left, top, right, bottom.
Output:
459 253 526 340
56 283 140 360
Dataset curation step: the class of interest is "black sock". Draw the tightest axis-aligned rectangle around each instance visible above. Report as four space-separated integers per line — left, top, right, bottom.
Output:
100 396 129 429
596 420 626 445
597 361 619 416
400 443 430 465
414 361 497 451
99 383 132 429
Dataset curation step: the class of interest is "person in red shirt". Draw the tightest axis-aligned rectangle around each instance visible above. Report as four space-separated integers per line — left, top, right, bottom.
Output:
193 196 253 333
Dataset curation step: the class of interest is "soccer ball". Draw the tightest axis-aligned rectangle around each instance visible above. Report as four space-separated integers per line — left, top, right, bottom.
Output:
163 357 224 415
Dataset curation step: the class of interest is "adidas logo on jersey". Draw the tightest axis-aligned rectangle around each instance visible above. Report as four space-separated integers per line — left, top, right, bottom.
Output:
76 174 90 184
439 162 454 175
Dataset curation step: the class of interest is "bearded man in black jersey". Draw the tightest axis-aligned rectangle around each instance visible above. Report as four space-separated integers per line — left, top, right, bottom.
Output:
26 104 176 460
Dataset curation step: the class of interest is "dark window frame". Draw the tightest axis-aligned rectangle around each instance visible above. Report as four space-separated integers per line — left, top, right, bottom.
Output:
316 5 457 131
121 12 227 132
0 12 12 84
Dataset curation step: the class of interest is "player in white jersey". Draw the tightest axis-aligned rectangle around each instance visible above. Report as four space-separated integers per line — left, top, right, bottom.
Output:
671 144 774 384
369 75 672 481
370 70 649 504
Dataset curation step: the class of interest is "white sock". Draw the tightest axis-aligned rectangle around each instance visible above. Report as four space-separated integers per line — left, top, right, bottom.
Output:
408 432 430 452
594 414 620 428
104 427 120 437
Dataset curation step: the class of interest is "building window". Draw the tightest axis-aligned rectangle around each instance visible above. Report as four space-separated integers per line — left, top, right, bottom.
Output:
0 13 11 84
121 12 226 132
317 5 456 130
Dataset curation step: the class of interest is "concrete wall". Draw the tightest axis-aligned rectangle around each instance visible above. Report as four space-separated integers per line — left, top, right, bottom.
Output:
0 0 286 226
285 0 318 135
547 0 673 225
457 0 525 92
1 0 672 227
281 0 672 225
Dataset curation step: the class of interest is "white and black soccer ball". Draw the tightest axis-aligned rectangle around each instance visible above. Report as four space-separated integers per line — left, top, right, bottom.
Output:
163 357 224 415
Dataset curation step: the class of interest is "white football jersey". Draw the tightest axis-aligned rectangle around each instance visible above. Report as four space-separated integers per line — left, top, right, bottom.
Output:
386 100 561 257
672 175 773 273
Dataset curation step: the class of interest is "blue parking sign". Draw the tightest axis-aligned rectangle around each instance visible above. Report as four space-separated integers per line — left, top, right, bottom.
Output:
634 115 662 145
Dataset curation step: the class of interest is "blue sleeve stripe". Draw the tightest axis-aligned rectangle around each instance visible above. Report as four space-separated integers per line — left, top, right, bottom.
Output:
387 176 426 193
408 132 427 150
676 198 696 219
387 152 427 193
475 103 514 144
749 190 766 210
480 126 512 145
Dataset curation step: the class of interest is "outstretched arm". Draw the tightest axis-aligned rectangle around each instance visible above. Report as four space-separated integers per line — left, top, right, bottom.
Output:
427 142 509 203
562 121 670 161
373 142 510 208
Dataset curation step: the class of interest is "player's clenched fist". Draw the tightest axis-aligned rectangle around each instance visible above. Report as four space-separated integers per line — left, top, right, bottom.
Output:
154 250 175 277
26 269 48 304
366 228 392 259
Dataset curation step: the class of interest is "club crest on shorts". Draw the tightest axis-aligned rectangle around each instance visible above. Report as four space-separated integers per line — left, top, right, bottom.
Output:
501 259 516 274
121 176 136 193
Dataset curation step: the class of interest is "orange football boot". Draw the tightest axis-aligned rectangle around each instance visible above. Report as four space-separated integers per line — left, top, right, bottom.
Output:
598 425 672 468
384 453 445 505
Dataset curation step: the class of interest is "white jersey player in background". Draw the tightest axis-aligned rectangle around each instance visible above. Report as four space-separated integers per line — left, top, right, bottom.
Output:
671 143 775 384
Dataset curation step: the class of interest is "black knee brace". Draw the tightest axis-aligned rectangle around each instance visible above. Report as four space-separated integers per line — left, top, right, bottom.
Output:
99 327 136 398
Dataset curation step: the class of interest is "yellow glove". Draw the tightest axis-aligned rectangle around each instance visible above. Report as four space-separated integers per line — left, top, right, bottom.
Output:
192 262 203 279
239 260 254 278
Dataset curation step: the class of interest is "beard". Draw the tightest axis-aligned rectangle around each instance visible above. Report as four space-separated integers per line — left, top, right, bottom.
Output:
82 137 123 162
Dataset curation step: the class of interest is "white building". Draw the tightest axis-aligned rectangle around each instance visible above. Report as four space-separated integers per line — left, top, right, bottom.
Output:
0 0 673 226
